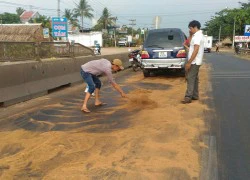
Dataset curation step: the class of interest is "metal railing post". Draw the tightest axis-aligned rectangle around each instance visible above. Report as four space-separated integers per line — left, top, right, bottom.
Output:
35 42 41 61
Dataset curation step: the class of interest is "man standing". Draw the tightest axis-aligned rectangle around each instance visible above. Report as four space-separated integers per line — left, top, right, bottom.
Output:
182 20 204 104
80 58 126 112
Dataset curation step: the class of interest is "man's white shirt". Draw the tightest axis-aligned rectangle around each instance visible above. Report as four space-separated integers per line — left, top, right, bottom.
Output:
188 30 205 65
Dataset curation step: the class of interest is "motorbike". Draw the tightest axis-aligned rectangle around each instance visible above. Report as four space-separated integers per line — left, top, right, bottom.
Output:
128 49 142 72
93 46 101 55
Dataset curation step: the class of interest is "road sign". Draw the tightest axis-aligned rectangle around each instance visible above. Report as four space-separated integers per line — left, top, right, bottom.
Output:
52 17 68 37
43 28 49 38
127 35 132 43
235 36 250 42
244 25 250 36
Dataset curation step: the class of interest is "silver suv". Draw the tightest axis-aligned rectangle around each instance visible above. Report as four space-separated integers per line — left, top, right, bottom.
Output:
141 28 187 77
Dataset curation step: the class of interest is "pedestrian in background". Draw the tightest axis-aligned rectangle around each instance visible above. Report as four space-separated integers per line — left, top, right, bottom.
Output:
182 20 204 104
234 43 240 54
215 42 220 52
80 58 127 113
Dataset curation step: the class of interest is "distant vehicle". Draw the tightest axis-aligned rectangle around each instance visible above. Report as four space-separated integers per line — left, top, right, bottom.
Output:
93 47 101 55
204 35 213 53
118 37 128 47
93 43 101 55
140 28 187 77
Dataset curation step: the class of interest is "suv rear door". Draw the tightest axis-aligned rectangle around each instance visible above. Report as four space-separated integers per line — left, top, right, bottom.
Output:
142 28 186 67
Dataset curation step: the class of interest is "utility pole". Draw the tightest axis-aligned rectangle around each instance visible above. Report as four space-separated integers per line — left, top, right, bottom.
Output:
57 0 60 17
232 17 236 49
218 25 221 43
155 16 159 29
111 17 118 47
129 19 136 37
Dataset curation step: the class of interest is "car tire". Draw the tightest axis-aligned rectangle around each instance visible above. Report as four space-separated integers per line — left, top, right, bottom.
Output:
180 69 186 77
143 69 150 77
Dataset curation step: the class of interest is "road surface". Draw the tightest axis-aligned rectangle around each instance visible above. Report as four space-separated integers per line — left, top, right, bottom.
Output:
206 52 250 180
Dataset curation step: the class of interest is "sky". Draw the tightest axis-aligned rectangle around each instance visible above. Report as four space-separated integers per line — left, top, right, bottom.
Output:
0 0 248 35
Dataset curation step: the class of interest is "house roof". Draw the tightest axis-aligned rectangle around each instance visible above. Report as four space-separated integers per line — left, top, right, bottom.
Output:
20 11 38 21
0 24 50 42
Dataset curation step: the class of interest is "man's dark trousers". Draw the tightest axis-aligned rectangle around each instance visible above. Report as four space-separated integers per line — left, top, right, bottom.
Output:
185 64 200 100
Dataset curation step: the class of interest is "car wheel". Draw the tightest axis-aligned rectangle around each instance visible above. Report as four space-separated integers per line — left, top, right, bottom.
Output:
143 69 150 77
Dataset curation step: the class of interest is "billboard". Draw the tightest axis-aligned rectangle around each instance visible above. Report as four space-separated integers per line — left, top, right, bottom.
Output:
52 17 68 37
244 25 250 36
234 36 250 42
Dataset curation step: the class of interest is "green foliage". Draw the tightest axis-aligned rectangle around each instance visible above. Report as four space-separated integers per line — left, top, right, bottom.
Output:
29 15 50 28
63 9 79 27
74 0 94 29
16 7 25 16
203 2 250 39
0 12 20 24
92 23 103 31
97 7 114 30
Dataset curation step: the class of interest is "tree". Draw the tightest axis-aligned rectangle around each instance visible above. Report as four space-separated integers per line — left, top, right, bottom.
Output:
29 15 51 29
74 0 93 30
98 7 112 29
0 13 20 24
16 7 25 16
203 2 250 40
63 9 79 27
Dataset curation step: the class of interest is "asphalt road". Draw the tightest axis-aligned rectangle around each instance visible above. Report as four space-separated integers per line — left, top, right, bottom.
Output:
206 52 250 180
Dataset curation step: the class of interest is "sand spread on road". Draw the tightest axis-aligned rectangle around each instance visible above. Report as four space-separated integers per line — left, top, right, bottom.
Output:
0 64 211 179
126 89 157 110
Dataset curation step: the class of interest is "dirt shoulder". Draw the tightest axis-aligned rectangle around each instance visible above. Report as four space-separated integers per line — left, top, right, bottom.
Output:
212 47 250 61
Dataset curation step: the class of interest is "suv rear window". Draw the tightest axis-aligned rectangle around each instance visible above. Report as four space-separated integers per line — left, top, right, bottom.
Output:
144 31 183 48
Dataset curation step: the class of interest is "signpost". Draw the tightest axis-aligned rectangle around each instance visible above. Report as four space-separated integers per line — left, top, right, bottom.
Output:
244 25 250 36
43 28 49 38
235 36 250 42
52 17 68 38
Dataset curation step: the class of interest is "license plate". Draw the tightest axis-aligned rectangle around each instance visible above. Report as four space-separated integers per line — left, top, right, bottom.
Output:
159 52 168 57
129 58 133 62
168 65 181 69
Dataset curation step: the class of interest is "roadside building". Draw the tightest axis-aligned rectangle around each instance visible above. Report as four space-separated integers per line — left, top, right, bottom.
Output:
20 11 40 24
68 29 103 47
0 23 52 42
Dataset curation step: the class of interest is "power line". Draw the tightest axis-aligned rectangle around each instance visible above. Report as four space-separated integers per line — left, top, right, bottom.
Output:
87 0 131 26
0 1 57 11
61 0 75 9
118 10 222 17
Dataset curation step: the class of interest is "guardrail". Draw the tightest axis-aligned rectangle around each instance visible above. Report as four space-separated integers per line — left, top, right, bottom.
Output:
0 42 36 61
0 41 94 62
0 53 130 106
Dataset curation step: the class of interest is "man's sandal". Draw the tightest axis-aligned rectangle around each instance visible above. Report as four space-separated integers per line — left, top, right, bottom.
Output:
95 103 107 107
81 108 91 113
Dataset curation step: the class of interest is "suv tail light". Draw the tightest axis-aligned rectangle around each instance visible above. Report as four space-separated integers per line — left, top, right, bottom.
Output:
141 51 150 59
176 50 186 58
